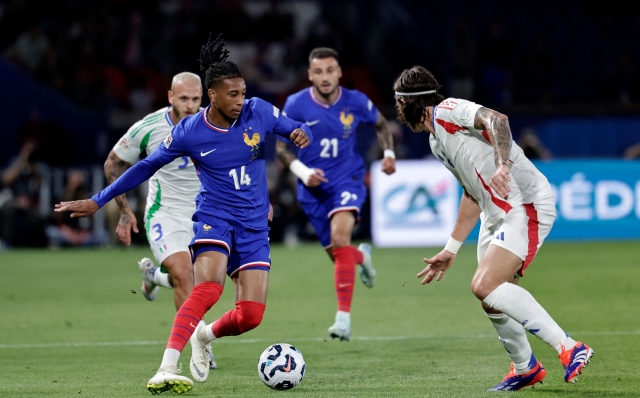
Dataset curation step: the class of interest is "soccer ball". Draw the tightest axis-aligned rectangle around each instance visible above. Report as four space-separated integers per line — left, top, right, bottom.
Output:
257 343 305 390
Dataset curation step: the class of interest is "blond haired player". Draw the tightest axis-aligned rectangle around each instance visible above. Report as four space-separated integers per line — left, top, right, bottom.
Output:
104 72 216 369
393 66 593 392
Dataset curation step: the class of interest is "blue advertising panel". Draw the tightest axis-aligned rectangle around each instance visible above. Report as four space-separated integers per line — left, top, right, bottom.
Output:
532 160 640 240
372 160 640 247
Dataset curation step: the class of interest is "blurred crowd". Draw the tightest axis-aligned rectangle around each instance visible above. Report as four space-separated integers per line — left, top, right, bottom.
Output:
1 0 640 249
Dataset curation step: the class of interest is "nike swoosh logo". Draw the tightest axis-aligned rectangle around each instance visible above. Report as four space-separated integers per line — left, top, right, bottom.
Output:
201 148 217 156
338 283 351 288
305 120 320 126
283 355 291 372
190 322 197 328
193 363 205 378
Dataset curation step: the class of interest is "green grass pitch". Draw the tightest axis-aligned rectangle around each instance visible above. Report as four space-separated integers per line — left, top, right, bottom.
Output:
1 241 639 397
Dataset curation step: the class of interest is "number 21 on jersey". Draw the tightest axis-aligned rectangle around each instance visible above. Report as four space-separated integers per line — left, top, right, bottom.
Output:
229 166 251 190
320 138 338 158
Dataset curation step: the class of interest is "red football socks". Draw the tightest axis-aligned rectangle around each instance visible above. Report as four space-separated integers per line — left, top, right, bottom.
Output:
166 281 223 351
333 246 356 312
212 300 266 338
351 245 364 265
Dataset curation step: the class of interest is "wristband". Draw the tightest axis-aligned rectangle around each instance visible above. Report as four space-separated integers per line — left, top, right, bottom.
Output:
383 149 396 159
444 237 463 254
289 159 315 185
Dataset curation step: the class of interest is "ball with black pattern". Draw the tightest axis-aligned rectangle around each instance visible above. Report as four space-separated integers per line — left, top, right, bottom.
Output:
257 343 306 390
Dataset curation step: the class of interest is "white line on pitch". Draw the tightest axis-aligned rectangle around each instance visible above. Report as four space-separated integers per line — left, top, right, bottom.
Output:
1 330 638 349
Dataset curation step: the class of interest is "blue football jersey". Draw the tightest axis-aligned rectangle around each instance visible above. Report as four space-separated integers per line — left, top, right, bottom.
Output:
281 86 378 201
93 97 311 228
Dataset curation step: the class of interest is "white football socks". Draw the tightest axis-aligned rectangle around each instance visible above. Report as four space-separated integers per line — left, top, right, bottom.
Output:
336 310 351 327
159 348 181 371
202 321 217 343
483 282 577 355
486 312 533 374
152 267 173 289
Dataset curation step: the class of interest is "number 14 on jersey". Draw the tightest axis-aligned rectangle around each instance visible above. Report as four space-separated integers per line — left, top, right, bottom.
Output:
229 166 251 190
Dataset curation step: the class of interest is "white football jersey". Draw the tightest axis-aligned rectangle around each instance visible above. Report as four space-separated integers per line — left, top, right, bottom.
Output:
113 107 200 219
429 98 553 229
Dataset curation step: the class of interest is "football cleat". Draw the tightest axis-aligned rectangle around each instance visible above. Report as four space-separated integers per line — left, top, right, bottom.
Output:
328 311 351 341
138 257 160 301
190 321 211 382
147 368 193 395
208 347 217 370
488 355 546 392
559 342 594 383
328 323 351 341
357 243 376 288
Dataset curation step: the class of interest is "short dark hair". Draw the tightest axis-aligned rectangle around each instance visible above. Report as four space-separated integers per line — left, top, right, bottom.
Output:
393 66 445 129
198 33 242 89
308 47 339 64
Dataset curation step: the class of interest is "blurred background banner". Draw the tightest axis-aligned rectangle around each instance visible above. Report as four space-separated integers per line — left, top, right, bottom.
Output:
370 160 460 247
370 159 640 247
536 160 640 240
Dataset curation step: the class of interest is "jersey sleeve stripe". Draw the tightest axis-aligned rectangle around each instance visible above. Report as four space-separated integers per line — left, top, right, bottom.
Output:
474 168 513 213
435 118 465 134
131 113 165 138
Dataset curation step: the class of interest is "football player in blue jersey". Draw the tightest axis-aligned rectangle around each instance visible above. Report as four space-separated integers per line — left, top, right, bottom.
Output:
55 33 312 394
275 47 396 341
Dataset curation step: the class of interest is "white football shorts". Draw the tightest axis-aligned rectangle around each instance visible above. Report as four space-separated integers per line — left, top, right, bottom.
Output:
477 200 556 277
144 209 194 265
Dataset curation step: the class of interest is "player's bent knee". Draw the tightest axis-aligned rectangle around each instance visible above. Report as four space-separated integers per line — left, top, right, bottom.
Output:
470 279 491 301
237 300 266 333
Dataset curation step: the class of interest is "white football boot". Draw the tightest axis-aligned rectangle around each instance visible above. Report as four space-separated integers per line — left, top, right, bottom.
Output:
138 257 160 301
190 321 211 382
147 366 193 394
328 311 351 341
357 243 376 288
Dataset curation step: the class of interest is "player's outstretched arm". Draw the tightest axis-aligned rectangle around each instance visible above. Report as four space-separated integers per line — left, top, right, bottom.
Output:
104 150 138 246
418 190 481 284
474 107 512 199
374 111 396 175
55 148 172 218
54 199 99 218
275 138 327 187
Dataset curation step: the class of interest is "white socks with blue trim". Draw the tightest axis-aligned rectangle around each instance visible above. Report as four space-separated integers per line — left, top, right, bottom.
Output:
483 282 576 355
486 312 533 374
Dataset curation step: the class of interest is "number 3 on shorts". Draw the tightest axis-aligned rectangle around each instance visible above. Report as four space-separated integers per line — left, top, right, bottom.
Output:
152 223 163 242
340 191 357 205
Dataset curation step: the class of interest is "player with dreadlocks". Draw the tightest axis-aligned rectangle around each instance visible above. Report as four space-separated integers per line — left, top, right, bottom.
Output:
393 66 594 392
55 33 312 394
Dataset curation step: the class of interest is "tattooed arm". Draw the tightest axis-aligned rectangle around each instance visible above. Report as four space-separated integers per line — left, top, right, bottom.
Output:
104 150 139 245
473 107 512 199
374 111 396 175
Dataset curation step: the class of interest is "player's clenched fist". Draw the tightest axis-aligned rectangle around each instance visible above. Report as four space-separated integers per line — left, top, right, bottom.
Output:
54 199 99 218
289 128 310 148
381 157 396 175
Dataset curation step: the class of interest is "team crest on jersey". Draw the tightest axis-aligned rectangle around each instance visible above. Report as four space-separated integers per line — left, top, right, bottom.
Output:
163 133 173 148
203 224 211 232
243 127 261 161
340 110 354 130
118 138 130 150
